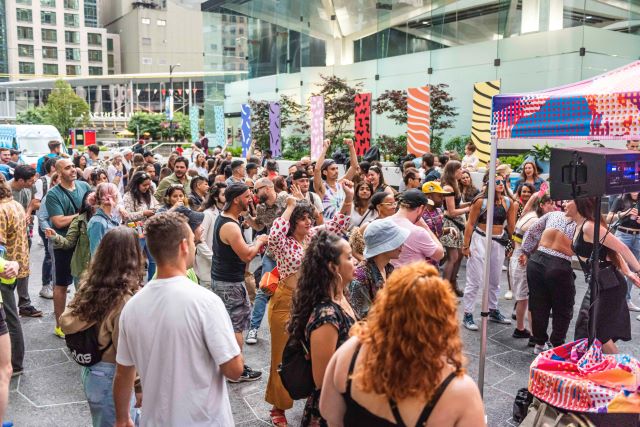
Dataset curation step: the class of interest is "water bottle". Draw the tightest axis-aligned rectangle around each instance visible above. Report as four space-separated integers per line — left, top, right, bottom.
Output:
0 245 15 286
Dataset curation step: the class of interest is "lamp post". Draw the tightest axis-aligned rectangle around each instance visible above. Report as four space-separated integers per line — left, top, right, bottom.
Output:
168 63 181 141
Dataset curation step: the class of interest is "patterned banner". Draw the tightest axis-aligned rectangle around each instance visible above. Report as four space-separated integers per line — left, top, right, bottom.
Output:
310 96 325 160
471 80 501 165
354 93 372 156
269 102 281 157
214 105 225 148
189 107 199 143
407 86 430 156
240 104 251 157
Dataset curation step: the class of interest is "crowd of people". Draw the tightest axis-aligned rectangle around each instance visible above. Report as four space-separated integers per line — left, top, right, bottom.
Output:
0 135 638 426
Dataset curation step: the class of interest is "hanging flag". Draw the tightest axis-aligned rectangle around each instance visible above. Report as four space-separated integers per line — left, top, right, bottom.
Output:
153 89 158 95
161 88 166 96
471 80 501 165
165 96 174 121
354 93 371 156
136 89 141 97
169 89 173 96
310 96 324 160
269 102 282 157
177 88 183 96
190 107 199 143
214 105 225 148
192 88 198 94
407 86 431 156
240 104 251 157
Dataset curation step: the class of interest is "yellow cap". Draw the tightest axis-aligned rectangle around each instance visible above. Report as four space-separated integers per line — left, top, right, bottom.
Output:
422 181 453 195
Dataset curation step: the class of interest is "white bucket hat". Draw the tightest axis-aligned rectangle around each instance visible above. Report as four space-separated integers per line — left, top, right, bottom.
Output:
363 218 410 259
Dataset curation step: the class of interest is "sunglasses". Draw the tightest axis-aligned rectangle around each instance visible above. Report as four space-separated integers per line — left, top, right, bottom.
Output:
495 180 505 185
170 184 184 189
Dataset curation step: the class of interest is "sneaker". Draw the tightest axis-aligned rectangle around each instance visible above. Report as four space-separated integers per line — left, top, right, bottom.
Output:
528 337 536 347
488 309 511 325
628 301 640 312
53 326 65 339
228 365 262 383
19 306 42 318
39 284 53 299
246 329 258 345
533 342 552 355
462 313 478 331
512 328 531 339
504 290 513 300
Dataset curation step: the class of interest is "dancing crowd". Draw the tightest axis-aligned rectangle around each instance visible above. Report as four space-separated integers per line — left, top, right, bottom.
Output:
0 136 639 427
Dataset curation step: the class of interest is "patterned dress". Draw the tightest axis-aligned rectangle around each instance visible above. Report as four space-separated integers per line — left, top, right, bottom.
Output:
302 301 355 426
0 198 28 278
348 259 394 319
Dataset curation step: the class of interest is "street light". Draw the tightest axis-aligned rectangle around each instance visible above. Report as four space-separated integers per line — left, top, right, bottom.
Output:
168 63 181 141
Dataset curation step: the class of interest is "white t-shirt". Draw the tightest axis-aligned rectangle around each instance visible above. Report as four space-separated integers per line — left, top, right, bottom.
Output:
117 276 240 427
34 175 52 201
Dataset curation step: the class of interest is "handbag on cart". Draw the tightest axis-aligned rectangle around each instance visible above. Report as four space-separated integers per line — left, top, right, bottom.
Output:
520 398 595 427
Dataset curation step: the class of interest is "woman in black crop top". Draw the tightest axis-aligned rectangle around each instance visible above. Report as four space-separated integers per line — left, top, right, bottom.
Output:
319 263 485 427
566 198 640 354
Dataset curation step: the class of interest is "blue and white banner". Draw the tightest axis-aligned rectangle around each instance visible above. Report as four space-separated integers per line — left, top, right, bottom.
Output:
240 104 251 157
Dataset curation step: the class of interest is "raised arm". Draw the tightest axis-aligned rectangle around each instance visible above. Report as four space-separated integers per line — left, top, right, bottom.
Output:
314 139 331 200
342 139 358 181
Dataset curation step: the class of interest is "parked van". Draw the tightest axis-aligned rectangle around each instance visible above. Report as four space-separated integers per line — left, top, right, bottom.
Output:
0 125 66 167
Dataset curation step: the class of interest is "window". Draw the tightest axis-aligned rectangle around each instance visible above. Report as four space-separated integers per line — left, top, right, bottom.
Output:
64 0 78 9
41 29 57 42
66 64 80 75
65 31 80 44
88 66 103 76
16 0 31 4
107 54 114 68
65 47 80 61
40 0 56 6
64 13 79 27
88 49 102 62
18 45 33 58
17 9 32 23
19 62 34 75
141 18 150 25
141 57 152 65
84 0 97 27
157 19 166 26
43 63 58 76
141 37 151 46
87 33 102 46
17 27 33 40
42 46 57 59
107 38 114 51
41 11 56 25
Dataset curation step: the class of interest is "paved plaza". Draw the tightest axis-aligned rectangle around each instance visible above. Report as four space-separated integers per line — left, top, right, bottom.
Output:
8 243 640 426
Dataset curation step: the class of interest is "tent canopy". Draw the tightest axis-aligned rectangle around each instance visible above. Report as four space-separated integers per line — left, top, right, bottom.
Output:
491 61 640 141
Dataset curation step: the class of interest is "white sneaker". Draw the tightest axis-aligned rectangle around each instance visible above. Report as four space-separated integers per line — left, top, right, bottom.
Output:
504 290 513 300
246 329 258 345
39 284 53 299
534 342 552 355
636 314 640 321
628 301 640 312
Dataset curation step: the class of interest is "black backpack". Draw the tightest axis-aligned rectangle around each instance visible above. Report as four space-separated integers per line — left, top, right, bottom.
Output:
278 335 314 400
65 324 110 367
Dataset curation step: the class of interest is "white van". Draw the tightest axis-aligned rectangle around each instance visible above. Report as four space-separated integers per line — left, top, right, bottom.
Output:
0 125 65 167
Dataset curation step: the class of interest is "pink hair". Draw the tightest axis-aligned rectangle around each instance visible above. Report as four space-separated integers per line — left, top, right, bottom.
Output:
94 182 120 207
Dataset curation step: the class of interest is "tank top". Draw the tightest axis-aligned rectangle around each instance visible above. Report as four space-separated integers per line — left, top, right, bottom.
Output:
478 198 510 225
572 221 610 268
211 215 246 282
342 343 457 427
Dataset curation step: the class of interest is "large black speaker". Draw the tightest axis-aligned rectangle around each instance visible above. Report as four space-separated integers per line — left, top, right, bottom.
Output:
549 147 640 200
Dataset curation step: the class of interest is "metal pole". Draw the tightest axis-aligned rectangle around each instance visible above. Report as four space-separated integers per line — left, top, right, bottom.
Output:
589 196 601 346
478 137 498 398
169 66 174 141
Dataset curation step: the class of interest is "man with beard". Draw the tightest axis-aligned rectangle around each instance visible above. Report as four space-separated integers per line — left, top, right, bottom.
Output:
314 138 358 220
292 170 324 224
211 183 267 382
154 156 192 202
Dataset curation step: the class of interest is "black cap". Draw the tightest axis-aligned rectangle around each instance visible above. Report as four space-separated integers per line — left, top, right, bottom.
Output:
320 159 335 172
143 151 154 158
222 182 249 211
173 206 205 232
292 170 309 180
399 189 430 208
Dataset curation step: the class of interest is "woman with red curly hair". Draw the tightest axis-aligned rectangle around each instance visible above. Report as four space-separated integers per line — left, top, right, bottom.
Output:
319 262 485 427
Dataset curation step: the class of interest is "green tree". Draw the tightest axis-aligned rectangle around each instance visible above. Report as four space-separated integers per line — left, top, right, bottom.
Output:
43 80 90 140
16 107 47 124
127 112 191 141
312 75 363 140
444 135 471 157
248 95 309 152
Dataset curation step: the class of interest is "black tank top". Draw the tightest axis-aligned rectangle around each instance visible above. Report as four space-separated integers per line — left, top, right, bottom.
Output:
342 344 457 427
211 215 246 282
572 221 610 268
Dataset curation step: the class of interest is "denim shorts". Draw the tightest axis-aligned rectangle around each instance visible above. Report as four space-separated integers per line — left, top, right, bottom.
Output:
212 280 251 333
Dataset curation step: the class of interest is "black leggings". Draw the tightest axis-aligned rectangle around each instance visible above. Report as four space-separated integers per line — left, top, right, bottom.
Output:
527 251 576 347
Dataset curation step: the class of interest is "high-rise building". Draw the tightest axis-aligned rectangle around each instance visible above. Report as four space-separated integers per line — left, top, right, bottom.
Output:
5 0 120 80
0 1 9 82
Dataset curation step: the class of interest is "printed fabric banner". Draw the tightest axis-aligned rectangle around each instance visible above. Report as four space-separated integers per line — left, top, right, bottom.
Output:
189 107 199 143
407 86 430 156
214 105 225 148
240 104 252 157
310 96 325 160
354 93 372 156
269 102 282 157
471 80 501 166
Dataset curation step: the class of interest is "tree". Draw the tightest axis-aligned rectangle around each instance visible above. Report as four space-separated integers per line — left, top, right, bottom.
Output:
16 107 46 125
127 112 191 141
43 80 90 140
373 89 407 125
312 75 362 140
430 83 458 137
248 95 309 152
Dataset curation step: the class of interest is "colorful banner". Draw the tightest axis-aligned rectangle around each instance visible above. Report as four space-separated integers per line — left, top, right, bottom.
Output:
407 86 430 156
214 105 225 148
310 96 324 160
269 102 281 157
240 104 251 157
491 61 640 140
354 93 371 156
189 107 199 143
471 80 501 166
164 96 174 121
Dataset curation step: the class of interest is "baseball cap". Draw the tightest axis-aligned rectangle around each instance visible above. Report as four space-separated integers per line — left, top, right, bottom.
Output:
320 159 336 173
422 181 453 195
48 140 62 149
173 206 205 232
222 182 249 211
363 218 410 259
399 189 433 208
292 170 309 180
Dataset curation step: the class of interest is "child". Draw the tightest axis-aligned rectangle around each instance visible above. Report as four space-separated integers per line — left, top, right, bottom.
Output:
462 142 479 171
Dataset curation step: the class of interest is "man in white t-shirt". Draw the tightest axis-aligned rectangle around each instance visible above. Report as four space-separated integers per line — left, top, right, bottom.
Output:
34 156 57 299
113 212 243 427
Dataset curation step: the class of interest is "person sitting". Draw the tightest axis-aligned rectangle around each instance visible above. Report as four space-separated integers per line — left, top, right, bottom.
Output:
462 142 479 172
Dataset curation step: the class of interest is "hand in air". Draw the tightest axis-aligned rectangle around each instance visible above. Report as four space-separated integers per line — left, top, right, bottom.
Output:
342 180 354 200
290 184 304 200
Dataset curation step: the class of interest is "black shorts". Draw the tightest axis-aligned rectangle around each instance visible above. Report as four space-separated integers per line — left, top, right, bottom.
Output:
53 248 74 286
0 305 8 336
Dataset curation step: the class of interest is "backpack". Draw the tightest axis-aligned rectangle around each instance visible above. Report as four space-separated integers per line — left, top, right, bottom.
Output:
40 176 49 197
278 335 314 399
65 323 110 367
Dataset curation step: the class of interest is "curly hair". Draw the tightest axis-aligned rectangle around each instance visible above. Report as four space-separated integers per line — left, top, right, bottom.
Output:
200 182 227 212
67 227 144 323
288 230 344 341
351 262 465 402
287 202 316 237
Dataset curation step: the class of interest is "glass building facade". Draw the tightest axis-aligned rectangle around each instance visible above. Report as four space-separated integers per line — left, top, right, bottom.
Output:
0 0 8 82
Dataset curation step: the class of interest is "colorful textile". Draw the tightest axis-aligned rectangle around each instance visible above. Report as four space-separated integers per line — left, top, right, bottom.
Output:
492 61 640 140
529 338 640 413
407 86 430 156
310 96 325 160
354 93 371 156
471 80 500 165
268 102 281 157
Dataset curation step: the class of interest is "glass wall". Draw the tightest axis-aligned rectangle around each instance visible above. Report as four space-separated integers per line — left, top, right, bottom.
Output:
0 0 8 82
